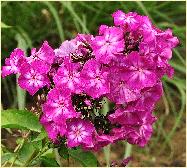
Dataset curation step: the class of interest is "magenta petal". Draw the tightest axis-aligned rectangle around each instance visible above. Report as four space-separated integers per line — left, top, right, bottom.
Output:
66 119 95 148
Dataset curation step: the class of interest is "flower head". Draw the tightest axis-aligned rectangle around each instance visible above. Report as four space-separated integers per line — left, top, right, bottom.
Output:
53 60 82 93
92 26 124 64
40 114 67 142
54 40 77 62
28 41 55 66
66 119 95 148
2 9 179 153
81 59 110 98
18 60 50 95
121 51 158 90
112 10 140 31
42 88 79 123
2 48 25 77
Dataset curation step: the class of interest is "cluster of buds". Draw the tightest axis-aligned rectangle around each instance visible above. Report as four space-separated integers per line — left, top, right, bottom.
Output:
2 10 179 151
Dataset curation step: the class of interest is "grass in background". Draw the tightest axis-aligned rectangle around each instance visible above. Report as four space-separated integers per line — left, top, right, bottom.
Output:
1 1 186 167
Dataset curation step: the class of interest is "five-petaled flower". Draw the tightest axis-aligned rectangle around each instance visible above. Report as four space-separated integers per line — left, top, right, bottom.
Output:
81 59 110 98
53 60 82 93
92 26 124 64
67 119 95 147
42 88 79 123
18 60 50 95
2 48 25 77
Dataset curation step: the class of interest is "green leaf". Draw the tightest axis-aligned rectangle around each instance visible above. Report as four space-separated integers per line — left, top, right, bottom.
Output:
68 148 97 167
1 22 12 28
1 153 15 165
58 144 69 159
16 137 24 145
40 149 60 167
40 156 59 167
18 142 36 165
31 128 48 142
1 109 42 132
32 140 43 150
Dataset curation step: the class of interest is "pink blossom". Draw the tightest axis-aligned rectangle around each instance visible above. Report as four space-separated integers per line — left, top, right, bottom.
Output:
92 26 124 64
54 40 76 61
81 59 110 98
132 82 163 111
53 60 82 93
108 69 141 104
125 121 155 147
75 33 94 44
66 119 95 148
156 29 179 48
28 41 55 66
42 88 79 123
40 114 67 141
121 51 158 90
18 60 50 95
2 48 25 77
54 34 94 64
110 108 157 147
139 16 158 42
112 10 139 31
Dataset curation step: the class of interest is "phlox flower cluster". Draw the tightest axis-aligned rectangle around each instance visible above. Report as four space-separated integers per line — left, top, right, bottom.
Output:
2 10 179 151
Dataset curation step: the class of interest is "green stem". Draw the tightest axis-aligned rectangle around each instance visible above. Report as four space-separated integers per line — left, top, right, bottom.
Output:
44 1 65 42
103 145 111 167
10 131 31 167
124 142 132 167
61 1 89 33
136 1 155 24
159 81 185 154
54 148 63 167
162 92 169 115
16 74 26 110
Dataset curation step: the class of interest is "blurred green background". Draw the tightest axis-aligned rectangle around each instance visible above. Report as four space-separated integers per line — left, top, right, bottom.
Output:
1 1 186 167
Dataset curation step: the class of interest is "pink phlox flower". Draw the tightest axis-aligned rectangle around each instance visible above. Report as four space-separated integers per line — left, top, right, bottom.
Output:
139 16 158 42
112 10 139 31
140 40 175 78
54 40 77 62
82 133 114 151
108 106 143 126
139 41 174 78
18 60 50 95
107 68 141 104
121 51 158 90
125 124 154 147
66 119 95 148
132 82 163 111
75 33 94 44
28 41 55 66
2 48 25 77
81 59 110 98
139 41 156 58
124 111 157 147
156 29 179 48
92 25 124 64
42 88 79 123
40 114 67 142
53 60 82 93
110 110 156 147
